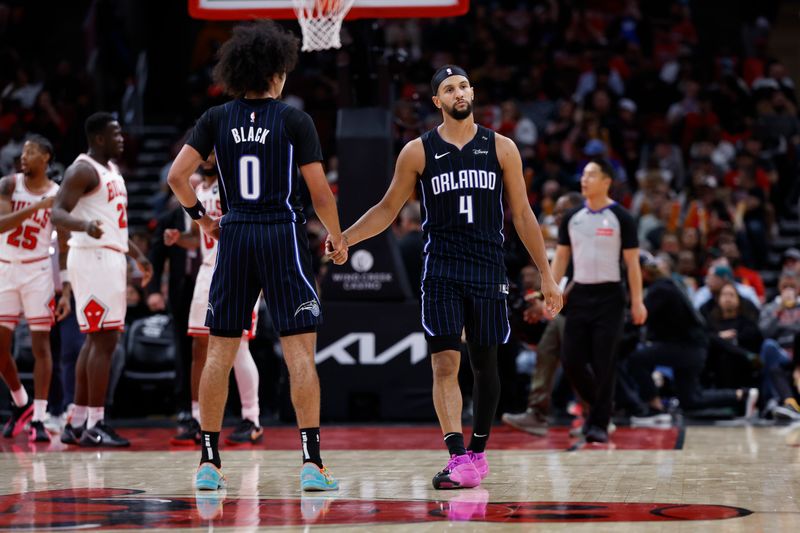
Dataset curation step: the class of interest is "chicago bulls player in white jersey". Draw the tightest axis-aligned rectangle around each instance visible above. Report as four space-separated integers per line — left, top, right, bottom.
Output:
0 135 71 442
164 153 262 446
52 112 152 447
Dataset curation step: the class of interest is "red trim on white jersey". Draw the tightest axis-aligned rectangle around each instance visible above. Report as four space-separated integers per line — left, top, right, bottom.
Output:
68 154 129 252
0 174 58 261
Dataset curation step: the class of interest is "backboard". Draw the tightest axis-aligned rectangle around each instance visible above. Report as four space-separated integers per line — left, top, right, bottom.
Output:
189 0 469 20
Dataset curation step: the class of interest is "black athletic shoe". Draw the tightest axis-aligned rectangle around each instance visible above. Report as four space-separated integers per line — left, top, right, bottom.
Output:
29 420 50 443
79 421 130 447
60 422 84 445
3 399 33 438
171 417 201 446
225 419 263 445
584 425 609 444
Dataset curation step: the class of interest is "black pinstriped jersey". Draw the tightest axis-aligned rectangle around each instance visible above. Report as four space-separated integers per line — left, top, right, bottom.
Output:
418 125 507 285
187 98 322 225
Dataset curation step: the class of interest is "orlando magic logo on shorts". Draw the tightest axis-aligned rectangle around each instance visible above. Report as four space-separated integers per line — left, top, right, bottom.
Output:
294 299 320 318
206 222 322 336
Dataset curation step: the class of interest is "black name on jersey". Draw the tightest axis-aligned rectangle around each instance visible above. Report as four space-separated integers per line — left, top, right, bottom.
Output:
231 126 270 144
431 169 497 196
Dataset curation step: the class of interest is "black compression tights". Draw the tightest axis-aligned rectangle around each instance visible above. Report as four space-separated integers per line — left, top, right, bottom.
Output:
466 342 500 453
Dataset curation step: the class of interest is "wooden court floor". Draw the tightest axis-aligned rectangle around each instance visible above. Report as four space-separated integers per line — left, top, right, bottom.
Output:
1 424 798 531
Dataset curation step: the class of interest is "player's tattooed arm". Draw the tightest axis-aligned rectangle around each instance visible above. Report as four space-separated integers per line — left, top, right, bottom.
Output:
342 138 422 247
52 161 103 237
0 175 55 233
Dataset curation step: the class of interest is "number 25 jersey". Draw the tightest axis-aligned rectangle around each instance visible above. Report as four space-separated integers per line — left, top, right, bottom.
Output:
0 174 58 260
418 125 506 285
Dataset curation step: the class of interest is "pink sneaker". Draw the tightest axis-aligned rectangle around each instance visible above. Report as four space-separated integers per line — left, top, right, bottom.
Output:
468 451 489 480
432 454 481 489
446 488 489 520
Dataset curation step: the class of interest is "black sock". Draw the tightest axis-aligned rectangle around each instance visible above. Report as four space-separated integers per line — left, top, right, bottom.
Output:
444 432 466 456
300 427 322 468
467 342 500 454
200 430 221 468
469 433 489 454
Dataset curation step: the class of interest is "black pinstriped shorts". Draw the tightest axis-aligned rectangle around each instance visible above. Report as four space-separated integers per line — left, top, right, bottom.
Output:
421 276 511 347
206 222 322 336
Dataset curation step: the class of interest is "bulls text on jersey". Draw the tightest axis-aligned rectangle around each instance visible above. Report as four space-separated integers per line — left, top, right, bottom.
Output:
10 200 51 229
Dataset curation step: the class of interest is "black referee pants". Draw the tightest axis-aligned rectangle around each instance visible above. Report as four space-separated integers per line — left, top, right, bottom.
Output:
561 282 625 431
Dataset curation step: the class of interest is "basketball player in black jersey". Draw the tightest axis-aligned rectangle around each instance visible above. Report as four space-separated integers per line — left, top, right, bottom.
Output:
341 65 562 489
167 21 347 492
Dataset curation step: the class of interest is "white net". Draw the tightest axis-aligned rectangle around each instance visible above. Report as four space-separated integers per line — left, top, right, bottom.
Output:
292 0 357 52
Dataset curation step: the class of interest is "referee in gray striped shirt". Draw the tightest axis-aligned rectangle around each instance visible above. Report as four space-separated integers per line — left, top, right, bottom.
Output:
551 159 647 443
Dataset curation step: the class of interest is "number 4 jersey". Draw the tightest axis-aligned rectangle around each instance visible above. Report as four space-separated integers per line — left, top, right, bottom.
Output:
418 125 506 285
0 173 59 261
67 153 129 253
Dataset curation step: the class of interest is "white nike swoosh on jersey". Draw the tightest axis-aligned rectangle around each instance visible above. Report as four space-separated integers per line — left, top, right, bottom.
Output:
434 152 450 159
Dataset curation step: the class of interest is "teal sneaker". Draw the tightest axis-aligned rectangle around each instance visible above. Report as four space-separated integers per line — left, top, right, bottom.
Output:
195 489 226 520
195 463 226 491
300 493 336 521
300 463 339 492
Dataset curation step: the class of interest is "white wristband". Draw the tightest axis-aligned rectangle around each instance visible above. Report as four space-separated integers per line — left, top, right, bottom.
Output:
60 269 69 283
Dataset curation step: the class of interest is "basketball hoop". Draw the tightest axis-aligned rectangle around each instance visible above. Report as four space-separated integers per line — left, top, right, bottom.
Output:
292 0 357 52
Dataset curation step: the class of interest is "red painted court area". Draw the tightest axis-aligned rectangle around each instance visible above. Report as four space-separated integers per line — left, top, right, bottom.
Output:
0 425 681 453
0 488 750 529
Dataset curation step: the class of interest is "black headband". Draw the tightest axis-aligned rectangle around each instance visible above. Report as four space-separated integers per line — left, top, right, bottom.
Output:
431 65 469 95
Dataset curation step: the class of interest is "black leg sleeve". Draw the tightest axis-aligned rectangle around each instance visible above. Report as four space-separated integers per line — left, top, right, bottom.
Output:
466 342 500 453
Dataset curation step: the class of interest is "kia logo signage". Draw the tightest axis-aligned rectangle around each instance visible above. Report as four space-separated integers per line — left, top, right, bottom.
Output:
317 333 428 365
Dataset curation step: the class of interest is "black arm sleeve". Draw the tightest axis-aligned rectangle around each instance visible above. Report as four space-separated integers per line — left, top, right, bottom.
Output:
613 204 639 249
558 207 579 246
283 108 323 165
186 108 216 160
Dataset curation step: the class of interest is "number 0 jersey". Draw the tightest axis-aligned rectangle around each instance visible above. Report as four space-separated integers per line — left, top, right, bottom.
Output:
0 174 58 261
186 98 323 226
418 125 506 285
